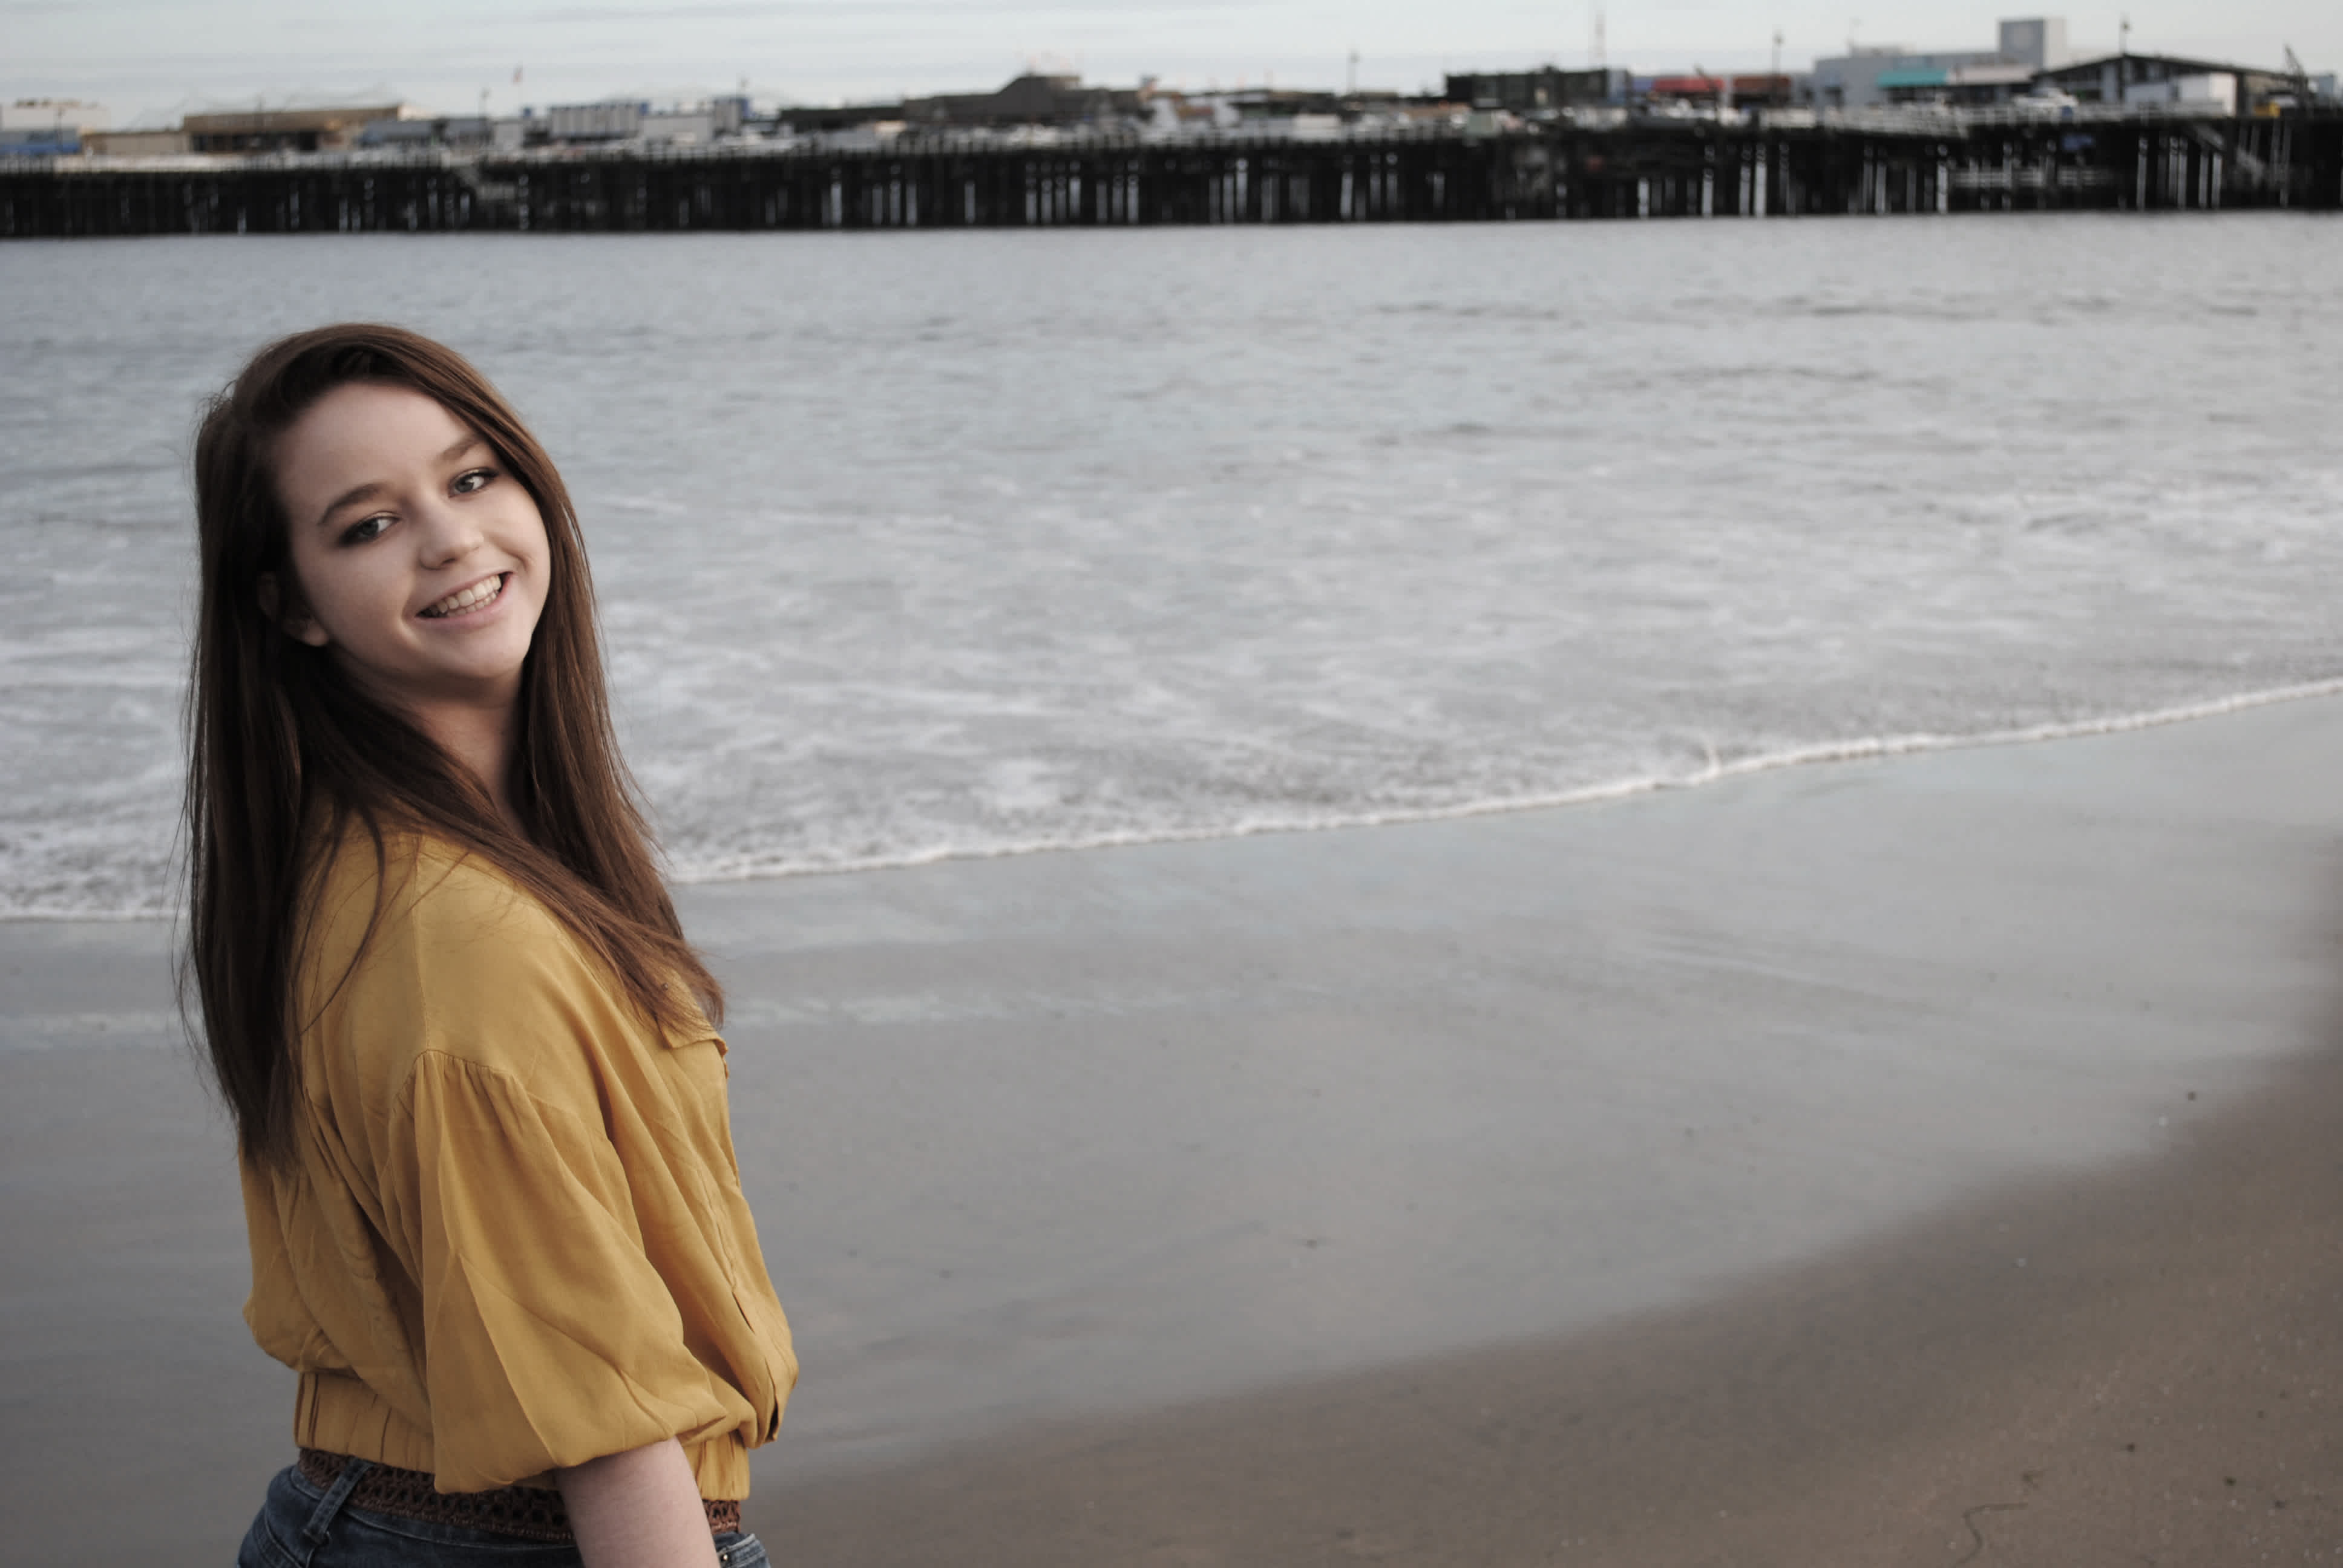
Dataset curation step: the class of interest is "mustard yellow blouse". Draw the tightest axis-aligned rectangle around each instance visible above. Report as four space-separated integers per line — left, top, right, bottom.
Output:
238 826 795 1497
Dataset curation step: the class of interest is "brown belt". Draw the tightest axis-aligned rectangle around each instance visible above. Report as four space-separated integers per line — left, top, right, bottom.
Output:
297 1448 742 1543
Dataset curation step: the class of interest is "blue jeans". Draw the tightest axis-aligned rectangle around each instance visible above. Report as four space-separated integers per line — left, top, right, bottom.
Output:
237 1462 768 1567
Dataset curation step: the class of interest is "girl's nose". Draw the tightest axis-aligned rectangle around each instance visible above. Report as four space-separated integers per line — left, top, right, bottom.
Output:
416 498 486 567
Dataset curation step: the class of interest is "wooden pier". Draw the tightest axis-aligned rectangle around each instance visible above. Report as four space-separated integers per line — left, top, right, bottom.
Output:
4 113 2338 239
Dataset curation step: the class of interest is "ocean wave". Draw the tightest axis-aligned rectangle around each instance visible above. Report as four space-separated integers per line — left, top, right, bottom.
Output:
10 221 2343 923
11 675 2343 923
652 676 2343 889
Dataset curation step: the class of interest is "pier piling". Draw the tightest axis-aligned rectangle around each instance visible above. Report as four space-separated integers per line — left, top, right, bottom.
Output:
5 113 2337 239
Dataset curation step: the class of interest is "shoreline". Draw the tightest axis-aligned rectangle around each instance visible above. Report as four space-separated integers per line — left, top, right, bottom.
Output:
657 668 2343 892
5 690 2341 1560
13 670 2343 924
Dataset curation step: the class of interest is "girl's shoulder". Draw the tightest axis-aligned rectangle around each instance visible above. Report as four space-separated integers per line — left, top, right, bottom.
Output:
306 817 566 966
298 820 630 1089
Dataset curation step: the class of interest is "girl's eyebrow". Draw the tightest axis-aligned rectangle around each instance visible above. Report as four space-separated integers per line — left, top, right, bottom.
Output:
315 478 391 529
313 434 487 529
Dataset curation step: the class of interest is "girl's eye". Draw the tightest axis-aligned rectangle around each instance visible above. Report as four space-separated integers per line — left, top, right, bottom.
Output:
341 515 390 546
452 468 496 495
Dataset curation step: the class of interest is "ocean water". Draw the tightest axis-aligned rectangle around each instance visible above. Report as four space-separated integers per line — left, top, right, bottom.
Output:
3 215 2341 918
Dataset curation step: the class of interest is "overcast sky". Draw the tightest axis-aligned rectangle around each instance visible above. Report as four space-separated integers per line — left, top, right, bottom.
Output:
9 0 2338 126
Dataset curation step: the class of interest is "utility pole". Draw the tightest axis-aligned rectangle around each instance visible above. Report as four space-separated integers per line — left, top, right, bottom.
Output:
1591 4 1607 68
1347 46 1359 95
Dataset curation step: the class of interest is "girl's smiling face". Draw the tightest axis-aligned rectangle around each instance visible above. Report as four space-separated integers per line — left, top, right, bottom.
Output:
272 381 550 713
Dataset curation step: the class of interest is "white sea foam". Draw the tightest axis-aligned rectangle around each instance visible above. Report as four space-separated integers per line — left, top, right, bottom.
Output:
5 218 2343 918
647 676 2343 888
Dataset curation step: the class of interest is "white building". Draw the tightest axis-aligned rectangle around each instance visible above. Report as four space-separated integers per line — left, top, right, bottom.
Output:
1 99 110 134
538 97 748 146
641 108 714 144
2122 71 2237 113
1996 18 2071 71
1811 17 2069 108
545 102 647 142
1 98 109 152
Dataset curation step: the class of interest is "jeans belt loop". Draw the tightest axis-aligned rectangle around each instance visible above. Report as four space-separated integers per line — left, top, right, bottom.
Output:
301 1455 375 1553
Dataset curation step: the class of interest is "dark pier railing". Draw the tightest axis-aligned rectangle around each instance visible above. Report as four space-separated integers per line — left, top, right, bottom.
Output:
5 113 2338 239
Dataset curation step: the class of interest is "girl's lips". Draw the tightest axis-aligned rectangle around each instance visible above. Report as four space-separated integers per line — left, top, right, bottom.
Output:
418 573 508 620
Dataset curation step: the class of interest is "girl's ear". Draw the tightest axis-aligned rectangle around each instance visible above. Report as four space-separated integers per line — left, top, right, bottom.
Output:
257 573 331 648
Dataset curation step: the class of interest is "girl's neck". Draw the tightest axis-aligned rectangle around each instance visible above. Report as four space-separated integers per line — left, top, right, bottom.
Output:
332 650 528 837
425 699 526 836
369 681 526 837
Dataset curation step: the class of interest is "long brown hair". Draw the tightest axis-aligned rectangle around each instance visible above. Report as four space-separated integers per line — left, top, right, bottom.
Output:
185 323 721 1166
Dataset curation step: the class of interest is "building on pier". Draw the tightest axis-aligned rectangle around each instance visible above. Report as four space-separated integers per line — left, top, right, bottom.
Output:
773 100 905 135
1814 16 2070 109
183 103 412 154
1445 68 1630 112
531 97 750 146
80 128 190 157
360 115 496 151
901 73 1145 130
2035 53 2292 113
1 99 108 155
1639 76 1802 111
10 108 2336 241
1875 62 2040 107
764 73 1461 144
542 102 649 143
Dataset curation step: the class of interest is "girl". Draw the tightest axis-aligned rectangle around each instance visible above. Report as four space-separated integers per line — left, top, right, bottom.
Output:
188 324 794 1567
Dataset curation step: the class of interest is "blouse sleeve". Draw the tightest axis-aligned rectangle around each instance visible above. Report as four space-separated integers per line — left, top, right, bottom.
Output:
381 1050 753 1492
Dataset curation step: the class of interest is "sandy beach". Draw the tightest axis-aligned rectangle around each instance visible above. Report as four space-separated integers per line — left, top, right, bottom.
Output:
4 693 2340 1565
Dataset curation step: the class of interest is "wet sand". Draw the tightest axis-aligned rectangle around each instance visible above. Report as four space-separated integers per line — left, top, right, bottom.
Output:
4 694 2341 1564
764 1043 2343 1566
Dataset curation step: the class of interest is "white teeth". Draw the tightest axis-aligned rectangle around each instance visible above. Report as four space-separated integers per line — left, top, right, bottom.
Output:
423 575 504 618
